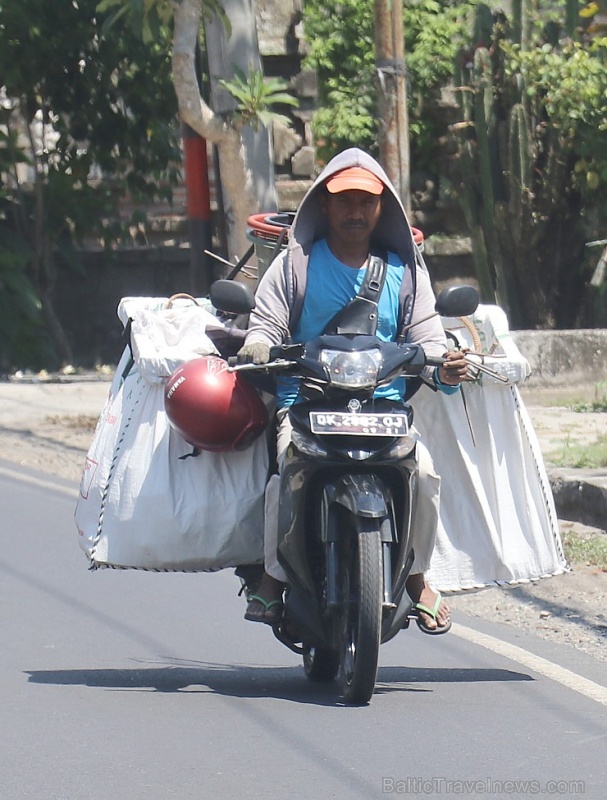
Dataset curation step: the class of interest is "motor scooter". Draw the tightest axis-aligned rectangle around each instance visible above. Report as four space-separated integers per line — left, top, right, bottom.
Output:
211 280 479 705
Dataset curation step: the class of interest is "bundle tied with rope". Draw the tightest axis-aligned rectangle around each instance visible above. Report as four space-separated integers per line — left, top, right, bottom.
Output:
410 304 566 593
74 292 268 572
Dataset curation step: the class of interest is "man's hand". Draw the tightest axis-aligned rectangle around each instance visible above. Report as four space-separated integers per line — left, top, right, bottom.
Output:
237 341 271 365
437 350 468 386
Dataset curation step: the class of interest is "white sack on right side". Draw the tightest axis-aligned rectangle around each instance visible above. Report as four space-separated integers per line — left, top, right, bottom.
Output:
411 304 568 593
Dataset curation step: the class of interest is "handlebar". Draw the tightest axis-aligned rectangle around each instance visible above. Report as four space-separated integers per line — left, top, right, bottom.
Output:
229 345 443 373
227 358 298 372
425 351 509 383
228 346 509 383
228 343 304 371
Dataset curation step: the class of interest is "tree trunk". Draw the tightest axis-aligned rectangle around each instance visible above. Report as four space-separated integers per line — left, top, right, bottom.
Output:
171 0 255 261
28 120 74 366
41 290 74 366
205 0 278 215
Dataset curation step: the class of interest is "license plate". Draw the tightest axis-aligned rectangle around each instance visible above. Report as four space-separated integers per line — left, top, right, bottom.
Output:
309 411 409 436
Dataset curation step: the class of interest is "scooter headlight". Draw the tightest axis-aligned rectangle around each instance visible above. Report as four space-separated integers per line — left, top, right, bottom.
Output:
319 348 382 389
291 428 330 458
384 434 417 459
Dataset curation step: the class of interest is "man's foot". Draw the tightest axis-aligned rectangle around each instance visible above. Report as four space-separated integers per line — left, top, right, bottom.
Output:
406 574 451 634
413 591 452 635
244 573 285 626
244 595 283 625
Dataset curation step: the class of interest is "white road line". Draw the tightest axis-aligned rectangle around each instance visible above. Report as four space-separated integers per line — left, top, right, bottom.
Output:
452 621 607 707
0 465 79 499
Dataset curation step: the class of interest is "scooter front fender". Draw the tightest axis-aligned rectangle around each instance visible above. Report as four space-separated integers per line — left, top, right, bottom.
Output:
322 473 390 539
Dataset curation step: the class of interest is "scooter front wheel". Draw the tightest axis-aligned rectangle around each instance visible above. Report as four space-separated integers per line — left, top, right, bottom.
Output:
340 526 383 705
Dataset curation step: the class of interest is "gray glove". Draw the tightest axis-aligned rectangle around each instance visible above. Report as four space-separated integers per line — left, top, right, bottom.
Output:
237 341 271 365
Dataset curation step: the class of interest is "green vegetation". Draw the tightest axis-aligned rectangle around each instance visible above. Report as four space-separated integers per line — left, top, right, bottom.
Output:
570 380 607 413
552 434 607 469
218 68 298 132
449 4 607 328
561 528 607 569
305 0 607 329
4 0 607 368
302 0 376 162
0 0 181 370
97 0 230 42
303 0 478 165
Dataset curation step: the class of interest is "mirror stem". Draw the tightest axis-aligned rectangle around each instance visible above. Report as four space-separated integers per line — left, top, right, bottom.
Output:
399 311 438 335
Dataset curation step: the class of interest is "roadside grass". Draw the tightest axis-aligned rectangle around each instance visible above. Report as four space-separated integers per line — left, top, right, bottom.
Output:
550 433 607 468
552 380 607 566
561 529 607 570
566 379 607 413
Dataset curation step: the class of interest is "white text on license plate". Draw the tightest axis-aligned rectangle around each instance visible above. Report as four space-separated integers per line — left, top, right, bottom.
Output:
309 411 409 436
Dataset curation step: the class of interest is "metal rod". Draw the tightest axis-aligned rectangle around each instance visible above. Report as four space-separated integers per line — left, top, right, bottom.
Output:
382 542 394 607
204 249 235 268
464 350 506 358
226 244 255 280
326 541 340 608
465 355 509 383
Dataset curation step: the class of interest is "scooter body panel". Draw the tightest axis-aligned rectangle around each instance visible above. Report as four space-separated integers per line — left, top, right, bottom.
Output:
277 398 420 650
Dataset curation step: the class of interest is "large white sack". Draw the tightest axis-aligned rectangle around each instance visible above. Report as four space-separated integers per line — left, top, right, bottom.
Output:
411 304 567 592
75 295 267 571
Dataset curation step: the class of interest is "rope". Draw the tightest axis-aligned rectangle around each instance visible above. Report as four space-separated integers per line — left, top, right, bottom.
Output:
167 293 199 307
458 315 483 352
89 378 144 569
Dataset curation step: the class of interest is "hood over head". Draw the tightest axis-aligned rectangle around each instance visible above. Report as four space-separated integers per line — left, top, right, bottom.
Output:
288 148 417 267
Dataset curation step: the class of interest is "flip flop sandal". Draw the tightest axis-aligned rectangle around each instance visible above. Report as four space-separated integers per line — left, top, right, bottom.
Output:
244 594 284 626
413 592 452 636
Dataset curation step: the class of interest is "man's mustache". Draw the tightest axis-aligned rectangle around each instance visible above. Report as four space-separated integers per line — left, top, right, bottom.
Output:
342 221 368 229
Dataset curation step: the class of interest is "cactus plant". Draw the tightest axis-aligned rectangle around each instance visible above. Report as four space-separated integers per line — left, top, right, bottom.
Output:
448 1 607 328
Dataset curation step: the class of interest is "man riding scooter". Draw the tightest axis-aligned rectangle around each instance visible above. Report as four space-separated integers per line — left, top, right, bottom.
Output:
237 147 468 633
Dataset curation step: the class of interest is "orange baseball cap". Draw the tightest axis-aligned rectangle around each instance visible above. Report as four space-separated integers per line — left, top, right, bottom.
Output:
325 166 384 196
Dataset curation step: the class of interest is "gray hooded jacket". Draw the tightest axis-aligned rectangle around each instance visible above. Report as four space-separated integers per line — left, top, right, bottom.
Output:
246 148 448 385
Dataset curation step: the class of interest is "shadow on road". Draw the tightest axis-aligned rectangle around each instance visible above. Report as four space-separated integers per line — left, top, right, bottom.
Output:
25 660 532 704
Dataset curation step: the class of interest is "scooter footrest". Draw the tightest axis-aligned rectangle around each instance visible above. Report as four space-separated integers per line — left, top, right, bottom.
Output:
272 625 306 655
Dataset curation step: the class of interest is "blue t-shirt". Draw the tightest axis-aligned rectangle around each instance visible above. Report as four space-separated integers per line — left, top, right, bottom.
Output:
277 239 407 406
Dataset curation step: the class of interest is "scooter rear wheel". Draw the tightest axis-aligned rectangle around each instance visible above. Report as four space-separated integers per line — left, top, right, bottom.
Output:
340 527 383 705
303 647 340 682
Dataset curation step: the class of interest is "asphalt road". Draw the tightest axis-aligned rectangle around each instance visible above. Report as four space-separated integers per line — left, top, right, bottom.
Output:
1 462 606 800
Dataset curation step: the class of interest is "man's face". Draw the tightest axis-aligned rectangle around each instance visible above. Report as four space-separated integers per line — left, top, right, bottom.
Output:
321 189 383 246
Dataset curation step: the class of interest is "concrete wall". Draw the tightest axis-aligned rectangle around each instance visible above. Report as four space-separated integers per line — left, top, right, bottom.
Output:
54 245 607 384
513 329 607 388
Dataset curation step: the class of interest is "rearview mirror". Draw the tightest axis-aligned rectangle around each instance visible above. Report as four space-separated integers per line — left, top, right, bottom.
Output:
210 279 256 315
435 284 479 318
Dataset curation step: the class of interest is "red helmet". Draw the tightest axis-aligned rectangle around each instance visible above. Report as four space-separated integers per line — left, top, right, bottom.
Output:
164 356 268 452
